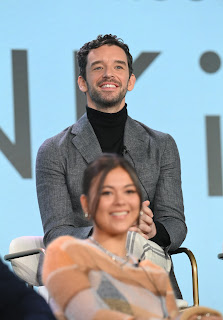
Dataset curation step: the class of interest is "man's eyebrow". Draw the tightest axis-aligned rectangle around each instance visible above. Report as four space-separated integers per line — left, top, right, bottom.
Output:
114 60 127 65
90 60 103 67
90 60 127 68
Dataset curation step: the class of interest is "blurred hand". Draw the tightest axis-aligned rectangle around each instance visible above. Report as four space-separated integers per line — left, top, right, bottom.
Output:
129 200 157 240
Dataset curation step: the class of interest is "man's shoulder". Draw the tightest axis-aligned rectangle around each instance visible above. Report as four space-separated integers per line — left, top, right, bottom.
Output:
127 116 176 146
37 114 88 153
36 125 73 160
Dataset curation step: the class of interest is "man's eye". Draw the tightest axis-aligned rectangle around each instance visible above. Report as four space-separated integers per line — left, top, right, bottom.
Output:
116 66 123 69
93 66 102 70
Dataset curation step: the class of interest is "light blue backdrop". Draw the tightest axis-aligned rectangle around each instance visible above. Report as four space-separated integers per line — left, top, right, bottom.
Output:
1 0 222 312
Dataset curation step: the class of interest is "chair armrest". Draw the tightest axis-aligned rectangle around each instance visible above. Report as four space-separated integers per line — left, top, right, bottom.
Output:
218 253 223 260
4 248 45 261
171 247 199 306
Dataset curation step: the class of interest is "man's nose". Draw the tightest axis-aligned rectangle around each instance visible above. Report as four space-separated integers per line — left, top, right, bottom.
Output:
103 66 114 78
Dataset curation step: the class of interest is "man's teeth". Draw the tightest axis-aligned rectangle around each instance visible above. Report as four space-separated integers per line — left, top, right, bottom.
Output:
101 84 116 88
111 212 128 216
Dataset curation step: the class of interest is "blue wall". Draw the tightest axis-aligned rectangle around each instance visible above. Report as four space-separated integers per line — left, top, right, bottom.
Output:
1 0 222 311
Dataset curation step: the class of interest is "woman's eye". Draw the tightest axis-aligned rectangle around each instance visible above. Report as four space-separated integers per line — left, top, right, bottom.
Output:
101 191 111 196
126 189 136 194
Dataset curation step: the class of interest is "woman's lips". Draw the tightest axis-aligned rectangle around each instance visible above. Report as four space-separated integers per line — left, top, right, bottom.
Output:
111 211 128 216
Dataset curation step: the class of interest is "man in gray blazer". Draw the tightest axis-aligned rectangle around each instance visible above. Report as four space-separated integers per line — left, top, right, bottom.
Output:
36 34 187 297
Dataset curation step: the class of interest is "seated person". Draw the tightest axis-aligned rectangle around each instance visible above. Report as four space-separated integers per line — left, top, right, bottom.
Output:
0 258 55 320
42 154 222 320
36 34 187 298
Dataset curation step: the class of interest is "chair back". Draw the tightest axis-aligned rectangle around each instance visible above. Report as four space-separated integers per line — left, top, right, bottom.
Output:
8 236 44 286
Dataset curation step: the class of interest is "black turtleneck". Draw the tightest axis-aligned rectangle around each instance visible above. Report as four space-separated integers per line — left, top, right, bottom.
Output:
86 105 127 155
86 104 170 248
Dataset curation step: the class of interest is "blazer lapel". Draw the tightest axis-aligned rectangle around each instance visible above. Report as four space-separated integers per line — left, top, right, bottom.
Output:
124 117 154 201
71 114 102 164
70 114 156 201
124 116 151 164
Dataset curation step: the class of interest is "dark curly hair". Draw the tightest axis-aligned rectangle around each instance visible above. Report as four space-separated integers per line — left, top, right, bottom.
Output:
77 34 133 80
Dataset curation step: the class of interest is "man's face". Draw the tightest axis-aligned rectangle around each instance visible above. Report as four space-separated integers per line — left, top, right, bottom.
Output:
78 45 135 113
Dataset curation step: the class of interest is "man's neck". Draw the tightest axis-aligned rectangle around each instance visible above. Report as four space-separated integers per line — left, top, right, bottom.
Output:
87 101 126 114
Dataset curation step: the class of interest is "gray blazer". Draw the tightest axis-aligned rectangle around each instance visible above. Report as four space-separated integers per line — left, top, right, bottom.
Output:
36 114 187 251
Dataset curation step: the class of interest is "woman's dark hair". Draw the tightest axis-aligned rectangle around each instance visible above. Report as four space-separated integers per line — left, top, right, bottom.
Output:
82 153 142 219
77 34 133 80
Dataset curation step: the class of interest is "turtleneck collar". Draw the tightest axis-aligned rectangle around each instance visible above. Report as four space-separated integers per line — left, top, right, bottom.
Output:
86 104 128 155
86 104 127 127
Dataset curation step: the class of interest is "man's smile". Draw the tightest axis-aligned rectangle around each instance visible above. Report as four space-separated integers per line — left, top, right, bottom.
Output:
98 81 120 92
101 84 117 88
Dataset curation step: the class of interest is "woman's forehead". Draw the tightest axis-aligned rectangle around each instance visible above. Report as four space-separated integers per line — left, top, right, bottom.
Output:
103 167 133 186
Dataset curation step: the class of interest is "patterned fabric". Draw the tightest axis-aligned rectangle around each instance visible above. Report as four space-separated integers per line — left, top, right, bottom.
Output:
126 232 172 272
43 236 178 320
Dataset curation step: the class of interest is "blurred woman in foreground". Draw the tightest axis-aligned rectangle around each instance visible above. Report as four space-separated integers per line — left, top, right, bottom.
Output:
43 154 222 320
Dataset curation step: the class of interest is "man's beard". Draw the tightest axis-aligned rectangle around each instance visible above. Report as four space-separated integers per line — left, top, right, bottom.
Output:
86 80 128 110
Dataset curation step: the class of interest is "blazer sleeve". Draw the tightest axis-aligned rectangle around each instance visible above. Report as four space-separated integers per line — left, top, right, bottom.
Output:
36 138 92 246
152 134 187 252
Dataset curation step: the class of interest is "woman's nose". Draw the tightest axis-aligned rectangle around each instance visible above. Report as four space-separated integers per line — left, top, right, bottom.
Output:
114 193 125 205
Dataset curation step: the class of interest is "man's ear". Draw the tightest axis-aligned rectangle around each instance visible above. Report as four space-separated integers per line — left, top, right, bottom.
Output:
127 74 136 92
80 194 89 213
78 76 88 93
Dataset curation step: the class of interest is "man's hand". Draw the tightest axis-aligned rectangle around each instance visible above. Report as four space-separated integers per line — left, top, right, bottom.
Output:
129 200 157 240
